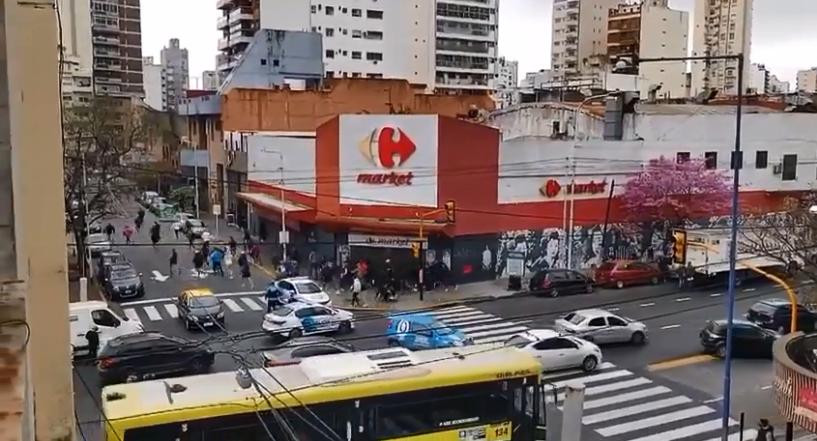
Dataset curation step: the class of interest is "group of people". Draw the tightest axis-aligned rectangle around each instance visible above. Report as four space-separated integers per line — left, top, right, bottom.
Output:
170 235 255 287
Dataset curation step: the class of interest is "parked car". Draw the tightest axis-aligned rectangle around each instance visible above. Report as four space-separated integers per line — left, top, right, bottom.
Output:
385 313 472 350
70 301 143 359
503 329 603 372
262 302 354 340
101 263 145 301
746 298 817 334
699 319 778 358
554 309 648 345
176 289 225 330
183 219 207 238
528 269 594 297
170 212 194 232
274 277 331 305
594 260 663 289
96 250 126 282
261 336 355 367
86 233 111 257
97 332 214 384
138 191 159 207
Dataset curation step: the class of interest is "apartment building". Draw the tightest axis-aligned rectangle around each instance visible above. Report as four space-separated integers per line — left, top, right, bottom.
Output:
796 68 817 93
769 74 790 94
495 57 518 108
551 0 617 83
216 0 260 81
91 0 144 97
160 38 189 110
691 0 753 96
434 0 499 93
749 63 768 94
630 0 688 98
142 56 164 110
57 0 93 106
203 70 219 90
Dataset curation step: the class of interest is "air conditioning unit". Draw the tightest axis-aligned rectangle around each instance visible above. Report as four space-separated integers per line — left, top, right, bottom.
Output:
773 163 783 175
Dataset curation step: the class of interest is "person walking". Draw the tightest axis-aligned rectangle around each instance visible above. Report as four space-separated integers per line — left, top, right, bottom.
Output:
104 223 115 242
755 419 776 441
187 231 195 249
224 248 235 279
243 228 252 249
240 254 254 289
351 275 362 307
265 283 281 313
309 250 319 280
122 225 134 245
201 241 211 268
210 248 225 277
193 250 205 278
228 236 238 255
169 249 178 277
134 214 143 231
172 221 181 239
150 222 161 248
85 326 100 360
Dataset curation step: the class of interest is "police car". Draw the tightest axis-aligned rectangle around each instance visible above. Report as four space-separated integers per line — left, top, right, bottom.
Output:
386 313 472 350
262 302 354 339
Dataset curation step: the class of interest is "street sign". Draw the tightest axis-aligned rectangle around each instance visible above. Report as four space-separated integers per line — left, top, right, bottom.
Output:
212 204 222 216
279 230 290 244
507 251 525 277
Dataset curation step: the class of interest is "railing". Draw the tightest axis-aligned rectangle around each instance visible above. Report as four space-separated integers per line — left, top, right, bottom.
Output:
773 333 817 433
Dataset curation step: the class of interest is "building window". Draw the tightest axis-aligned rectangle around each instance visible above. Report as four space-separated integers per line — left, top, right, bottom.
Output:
325 6 334 15
351 51 361 60
352 30 362 38
326 49 335 58
704 151 717 169
260 58 267 65
782 154 797 181
352 72 361 78
677 152 690 163
367 9 383 19
366 73 383 79
325 28 334 37
366 52 383 61
755 150 768 169
365 30 383 40
311 4 316 13
352 8 361 17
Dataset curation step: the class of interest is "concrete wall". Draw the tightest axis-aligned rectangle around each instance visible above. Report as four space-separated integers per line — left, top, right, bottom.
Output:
639 2 688 98
487 102 606 141
247 133 316 195
143 58 164 111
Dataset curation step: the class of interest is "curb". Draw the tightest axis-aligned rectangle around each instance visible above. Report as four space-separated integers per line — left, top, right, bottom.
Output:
340 293 508 313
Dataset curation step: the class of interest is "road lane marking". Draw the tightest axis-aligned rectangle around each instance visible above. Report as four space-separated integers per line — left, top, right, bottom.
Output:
222 298 244 312
163 304 178 318
703 396 723 404
583 396 693 425
660 324 681 330
442 316 502 326
123 308 140 322
557 378 652 401
257 296 266 304
596 405 715 436
143 306 162 321
430 310 486 320
241 297 263 311
703 430 758 441
428 306 472 314
472 335 513 344
551 369 632 389
675 297 691 302
541 362 616 381
640 302 656 307
647 354 717 372
710 293 723 297
626 418 736 441
761 384 773 390
580 386 671 410
459 321 527 333
743 288 757 292
467 326 529 338
120 290 265 306
607 307 621 312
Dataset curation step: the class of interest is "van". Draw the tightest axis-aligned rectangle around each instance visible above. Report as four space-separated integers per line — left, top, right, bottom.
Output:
70 301 144 358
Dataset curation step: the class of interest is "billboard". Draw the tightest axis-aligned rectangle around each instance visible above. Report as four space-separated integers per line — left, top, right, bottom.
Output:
338 115 438 207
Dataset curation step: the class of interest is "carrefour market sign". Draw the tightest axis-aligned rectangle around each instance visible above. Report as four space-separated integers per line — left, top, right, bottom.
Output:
539 179 607 198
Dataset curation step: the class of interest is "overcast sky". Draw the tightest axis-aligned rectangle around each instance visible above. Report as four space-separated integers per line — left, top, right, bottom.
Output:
141 0 817 88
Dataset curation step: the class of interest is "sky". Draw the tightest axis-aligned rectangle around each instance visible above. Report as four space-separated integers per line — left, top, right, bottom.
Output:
141 0 817 88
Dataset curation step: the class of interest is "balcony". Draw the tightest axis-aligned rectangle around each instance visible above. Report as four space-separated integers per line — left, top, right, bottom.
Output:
229 9 254 25
92 35 119 46
436 40 493 56
92 21 119 33
93 47 120 58
436 25 495 42
94 61 122 72
216 0 235 9
217 15 228 30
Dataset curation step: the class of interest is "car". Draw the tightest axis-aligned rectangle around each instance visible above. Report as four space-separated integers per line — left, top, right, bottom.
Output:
503 329 603 372
386 313 472 350
149 196 167 213
274 277 331 305
101 263 145 301
96 250 126 282
261 336 355 367
183 219 207 238
746 298 817 334
97 332 214 384
86 233 111 257
699 319 778 358
70 301 144 359
170 212 194 232
176 289 226 330
262 302 354 339
594 260 663 289
528 269 594 297
554 309 648 345
138 191 159 207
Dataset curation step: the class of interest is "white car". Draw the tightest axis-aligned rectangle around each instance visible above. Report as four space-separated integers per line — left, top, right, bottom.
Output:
275 277 331 305
70 301 144 359
170 212 194 232
183 219 208 238
504 329 603 372
262 302 354 339
86 233 111 256
554 309 648 345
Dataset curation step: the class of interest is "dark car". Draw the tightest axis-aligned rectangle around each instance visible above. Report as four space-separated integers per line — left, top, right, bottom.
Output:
96 250 126 282
102 263 144 301
97 332 214 384
528 269 594 297
746 298 817 334
699 319 778 358
261 336 355 367
594 260 663 289
176 289 225 330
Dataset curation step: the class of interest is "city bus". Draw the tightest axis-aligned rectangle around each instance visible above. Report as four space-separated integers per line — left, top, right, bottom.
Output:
101 345 548 441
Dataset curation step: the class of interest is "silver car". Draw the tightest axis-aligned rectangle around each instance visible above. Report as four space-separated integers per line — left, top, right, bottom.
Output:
554 309 648 345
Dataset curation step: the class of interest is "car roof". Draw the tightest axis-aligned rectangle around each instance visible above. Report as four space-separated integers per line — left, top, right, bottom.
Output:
712 319 756 327
516 329 559 340
759 299 790 307
100 250 122 256
282 277 315 283
109 263 135 271
182 288 214 297
286 301 324 311
388 313 436 324
572 309 612 318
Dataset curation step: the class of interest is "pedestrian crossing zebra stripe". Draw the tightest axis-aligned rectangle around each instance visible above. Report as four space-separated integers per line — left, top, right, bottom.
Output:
626 418 736 441
163 304 178 318
123 308 140 322
143 306 162 321
703 429 757 441
222 298 243 312
582 396 693 425
550 369 633 389
596 405 715 437
241 297 263 311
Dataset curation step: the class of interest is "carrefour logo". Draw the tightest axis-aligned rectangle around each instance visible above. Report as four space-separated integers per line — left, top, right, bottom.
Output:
356 126 416 186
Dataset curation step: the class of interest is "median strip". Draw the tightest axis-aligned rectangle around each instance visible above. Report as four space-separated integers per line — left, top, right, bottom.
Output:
647 354 717 372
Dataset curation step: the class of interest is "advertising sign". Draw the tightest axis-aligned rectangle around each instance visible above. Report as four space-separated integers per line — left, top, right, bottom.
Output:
539 179 608 198
348 233 427 249
339 115 438 206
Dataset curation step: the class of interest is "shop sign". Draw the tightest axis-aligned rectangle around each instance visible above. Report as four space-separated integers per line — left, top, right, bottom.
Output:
797 386 817 421
356 126 416 186
348 233 427 249
539 179 608 198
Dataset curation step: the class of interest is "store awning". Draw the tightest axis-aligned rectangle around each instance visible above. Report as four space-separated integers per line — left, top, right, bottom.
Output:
236 192 312 213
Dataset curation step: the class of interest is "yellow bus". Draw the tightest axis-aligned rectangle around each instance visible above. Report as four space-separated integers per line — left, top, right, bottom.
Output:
101 345 548 441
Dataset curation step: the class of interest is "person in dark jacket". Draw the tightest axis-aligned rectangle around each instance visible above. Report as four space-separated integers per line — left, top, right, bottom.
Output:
755 419 775 441
85 326 100 359
150 222 161 247
193 250 205 277
169 249 178 277
104 223 115 241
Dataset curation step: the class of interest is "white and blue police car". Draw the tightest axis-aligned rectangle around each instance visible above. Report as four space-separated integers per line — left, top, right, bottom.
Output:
262 302 354 340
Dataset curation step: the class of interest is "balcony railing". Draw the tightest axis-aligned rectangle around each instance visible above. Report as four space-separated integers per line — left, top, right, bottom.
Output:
217 15 228 30
229 9 254 25
92 36 119 45
216 0 235 9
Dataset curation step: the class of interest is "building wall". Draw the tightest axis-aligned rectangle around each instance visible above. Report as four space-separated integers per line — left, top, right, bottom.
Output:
247 133 316 195
202 70 218 90
160 38 189 110
58 0 94 105
639 1 688 98
91 0 144 97
552 0 616 80
796 68 817 93
435 0 499 92
216 0 260 79
769 75 790 94
142 56 164 110
691 0 753 96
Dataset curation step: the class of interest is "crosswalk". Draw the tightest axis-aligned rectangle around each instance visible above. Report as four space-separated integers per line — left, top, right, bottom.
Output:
121 294 268 322
427 305 531 344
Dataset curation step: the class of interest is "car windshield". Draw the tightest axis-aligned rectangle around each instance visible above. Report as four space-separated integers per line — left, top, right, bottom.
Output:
568 313 586 325
753 302 781 315
706 321 726 335
504 335 532 348
294 282 322 294
272 307 293 316
436 325 456 335
111 269 137 280
598 262 616 271
189 296 219 308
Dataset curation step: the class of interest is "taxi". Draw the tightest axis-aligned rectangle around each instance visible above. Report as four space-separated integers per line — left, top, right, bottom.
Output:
386 313 472 350
176 288 225 331
262 302 354 340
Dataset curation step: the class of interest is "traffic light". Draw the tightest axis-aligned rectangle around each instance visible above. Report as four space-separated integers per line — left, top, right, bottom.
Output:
411 242 420 258
444 200 456 223
672 230 687 265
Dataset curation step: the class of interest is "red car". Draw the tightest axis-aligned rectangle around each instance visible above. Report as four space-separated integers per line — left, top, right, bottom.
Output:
594 260 663 289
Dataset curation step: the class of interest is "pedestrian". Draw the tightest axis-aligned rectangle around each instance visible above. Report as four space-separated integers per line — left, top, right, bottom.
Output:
755 419 776 441
150 222 161 248
187 231 195 249
228 236 238 255
250 242 261 265
169 248 178 277
224 248 234 279
122 225 134 245
104 223 115 242
309 250 319 280
85 326 100 360
172 221 181 239
243 228 251 249
193 250 205 277
134 215 143 231
351 275 362 307
210 248 225 277
240 256 254 289
265 283 281 313
201 241 211 267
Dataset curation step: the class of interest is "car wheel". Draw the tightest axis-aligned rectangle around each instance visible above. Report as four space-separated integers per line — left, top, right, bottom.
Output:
582 356 598 372
289 328 303 339
338 321 352 334
190 357 209 374
550 289 559 298
715 343 727 358
630 331 646 345
615 280 625 289
650 276 660 285
585 284 594 294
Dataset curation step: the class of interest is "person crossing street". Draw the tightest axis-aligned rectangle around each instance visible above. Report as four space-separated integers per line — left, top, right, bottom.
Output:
169 248 179 277
85 326 100 360
150 222 161 248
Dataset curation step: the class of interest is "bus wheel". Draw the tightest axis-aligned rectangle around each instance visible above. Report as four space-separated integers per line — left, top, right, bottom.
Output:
289 328 303 339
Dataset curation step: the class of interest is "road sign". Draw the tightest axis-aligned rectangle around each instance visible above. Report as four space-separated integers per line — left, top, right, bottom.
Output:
279 230 290 244
212 204 222 216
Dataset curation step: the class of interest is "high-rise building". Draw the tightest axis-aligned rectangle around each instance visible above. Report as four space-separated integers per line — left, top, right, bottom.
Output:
142 56 164 110
91 0 144 97
160 38 189 110
202 70 219 90
796 68 817 93
768 74 790 94
691 0 753 96
495 57 518 108
551 0 618 82
57 0 93 106
434 0 499 93
748 63 769 94
216 0 260 81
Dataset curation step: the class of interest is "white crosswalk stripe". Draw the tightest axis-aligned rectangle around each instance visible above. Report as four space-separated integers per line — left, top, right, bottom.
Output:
222 298 244 312
163 304 178 318
143 306 162 321
596 406 715 437
583 396 692 425
123 308 140 322
241 297 263 311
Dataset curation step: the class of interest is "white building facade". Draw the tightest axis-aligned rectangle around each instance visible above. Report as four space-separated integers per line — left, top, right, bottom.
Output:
142 56 164 111
551 0 617 83
769 75 790 94
691 0 753 96
495 57 518 108
796 68 817 93
748 63 769 94
160 38 189 110
57 0 93 106
202 70 219 90
637 0 688 99
434 0 499 93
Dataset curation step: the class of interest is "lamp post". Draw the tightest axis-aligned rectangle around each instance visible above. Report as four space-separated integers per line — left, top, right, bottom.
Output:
262 149 287 261
618 54 744 441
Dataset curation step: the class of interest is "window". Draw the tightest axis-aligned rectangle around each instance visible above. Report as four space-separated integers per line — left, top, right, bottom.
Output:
704 151 717 169
260 58 267 65
365 30 383 40
352 72 361 78
325 28 334 37
367 9 384 19
607 316 627 327
310 4 316 13
351 51 361 59
91 309 120 328
587 317 606 327
677 152 690 163
376 392 509 438
294 307 315 319
756 150 768 169
351 8 361 17
351 29 362 38
325 49 335 58
325 5 334 15
366 52 383 61
782 154 797 181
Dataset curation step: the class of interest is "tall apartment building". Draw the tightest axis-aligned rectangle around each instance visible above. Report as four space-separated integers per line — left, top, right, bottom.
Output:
434 0 499 93
769 74 790 94
495 57 519 108
160 38 189 110
58 0 93 106
607 0 688 98
202 70 219 90
551 0 617 82
142 56 164 110
216 0 260 81
748 63 768 94
796 68 817 93
691 0 753 96
91 0 144 97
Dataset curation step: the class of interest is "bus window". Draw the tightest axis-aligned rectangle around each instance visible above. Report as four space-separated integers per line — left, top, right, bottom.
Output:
376 392 509 438
123 422 186 441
